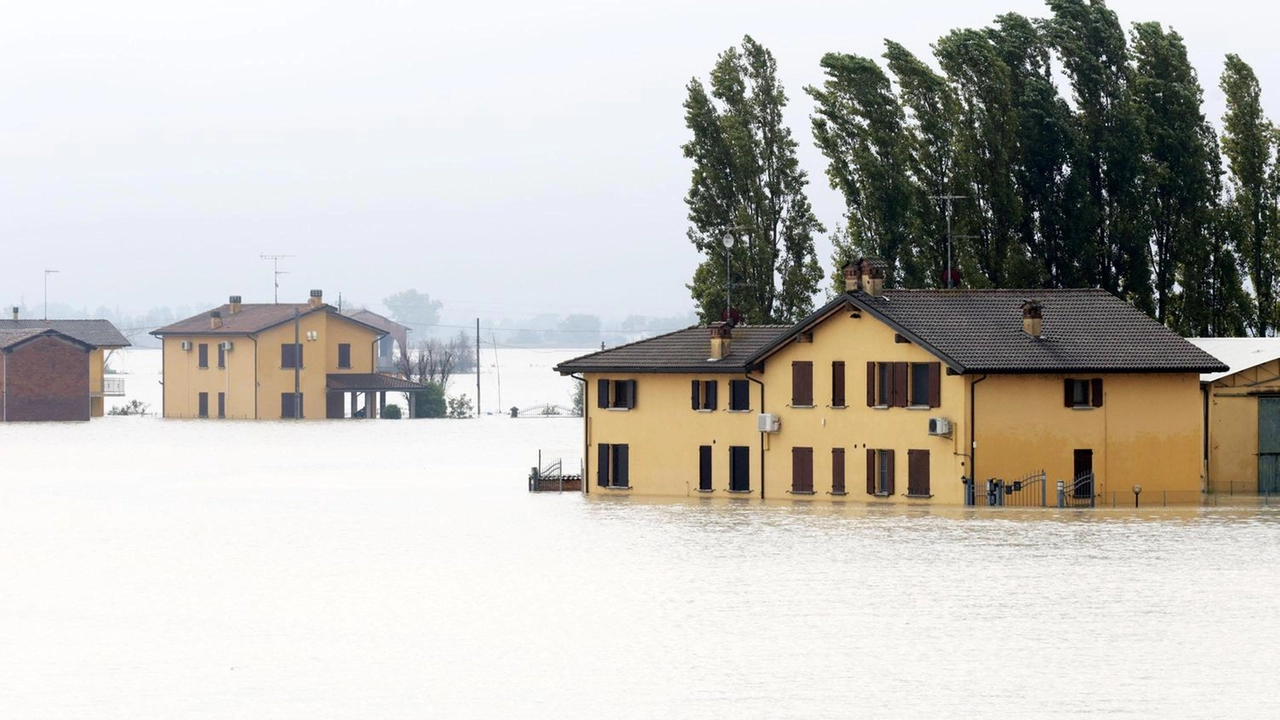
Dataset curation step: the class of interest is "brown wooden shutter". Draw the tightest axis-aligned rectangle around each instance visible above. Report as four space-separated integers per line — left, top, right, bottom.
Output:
691 380 700 410
597 444 611 486
615 445 629 486
893 362 908 408
832 361 846 407
832 448 845 494
791 447 813 492
1091 378 1104 408
866 362 876 406
699 445 712 491
866 448 876 494
626 380 637 409
706 380 717 410
928 362 941 408
1064 379 1074 407
884 449 896 494
598 379 610 408
792 361 813 406
908 449 930 496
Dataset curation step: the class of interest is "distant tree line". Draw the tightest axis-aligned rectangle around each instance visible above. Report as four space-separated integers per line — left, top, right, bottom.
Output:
685 0 1280 336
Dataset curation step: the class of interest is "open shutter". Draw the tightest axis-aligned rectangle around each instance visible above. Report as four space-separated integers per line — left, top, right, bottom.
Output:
884 449 896 495
928 362 941 408
626 380 637 409
832 448 845 494
1091 378 1104 408
832 361 846 407
706 380 717 410
598 379 610 409
893 362 908 408
597 444 611 486
866 362 876 406
614 445 629 486
1064 379 1073 407
866 448 876 495
691 380 700 410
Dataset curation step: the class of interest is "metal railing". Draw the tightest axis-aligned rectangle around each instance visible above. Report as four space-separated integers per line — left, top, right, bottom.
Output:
102 376 126 396
1057 472 1095 508
963 471 1047 507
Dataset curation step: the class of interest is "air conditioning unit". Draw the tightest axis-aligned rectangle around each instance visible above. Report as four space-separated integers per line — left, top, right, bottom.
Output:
180 341 192 351
220 341 234 351
306 330 318 341
757 413 781 433
928 417 952 437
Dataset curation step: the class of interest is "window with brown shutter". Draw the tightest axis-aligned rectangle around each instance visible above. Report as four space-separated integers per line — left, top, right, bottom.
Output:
598 379 610 409
198 392 208 418
893 361 908 407
597 444 611 487
1065 378 1101 408
881 449 895 495
907 449 930 497
729 379 750 411
217 343 226 369
217 392 225 419
198 343 209 369
281 343 302 369
1091 378 1104 408
792 361 813 406
866 448 876 494
866 362 876 407
791 447 814 493
910 363 930 406
832 448 846 494
338 343 351 369
832 361 846 407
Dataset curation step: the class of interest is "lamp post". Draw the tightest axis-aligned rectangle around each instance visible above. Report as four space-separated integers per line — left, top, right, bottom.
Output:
721 234 735 319
43 269 59 320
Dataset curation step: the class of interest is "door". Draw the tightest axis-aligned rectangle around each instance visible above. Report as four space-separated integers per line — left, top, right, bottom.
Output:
698 446 712 491
729 446 750 492
1073 448 1094 498
1259 398 1280 493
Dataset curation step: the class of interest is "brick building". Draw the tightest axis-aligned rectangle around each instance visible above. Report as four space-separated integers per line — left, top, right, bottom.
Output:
0 329 93 422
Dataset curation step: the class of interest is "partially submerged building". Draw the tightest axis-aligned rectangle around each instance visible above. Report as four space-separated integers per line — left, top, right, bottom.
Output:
0 311 131 417
1187 338 1280 494
0 328 94 422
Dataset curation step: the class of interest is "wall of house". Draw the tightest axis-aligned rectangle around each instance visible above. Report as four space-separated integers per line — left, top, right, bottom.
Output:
89 348 105 417
1206 359 1280 492
975 372 1203 503
761 313 967 504
2 336 90 421
161 333 258 419
584 371 761 497
254 312 379 420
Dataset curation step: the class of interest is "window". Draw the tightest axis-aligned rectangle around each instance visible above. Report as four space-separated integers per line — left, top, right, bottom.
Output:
729 379 751 411
338 343 352 369
597 443 630 488
197 343 209 369
197 392 209 418
691 380 718 411
281 343 303 369
596 379 637 410
699 445 712 491
791 361 813 406
281 392 304 419
791 447 814 493
729 446 750 492
832 448 846 495
217 343 225 369
832 361 846 407
1065 378 1103 408
866 448 895 496
907 449 930 497
217 392 226 419
868 361 941 408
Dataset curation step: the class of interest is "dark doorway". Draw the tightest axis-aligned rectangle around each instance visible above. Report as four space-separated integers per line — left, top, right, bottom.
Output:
729 446 750 492
1073 448 1094 498
698 446 712 491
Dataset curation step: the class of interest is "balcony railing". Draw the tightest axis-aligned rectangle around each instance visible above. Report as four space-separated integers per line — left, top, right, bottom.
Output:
102 376 126 396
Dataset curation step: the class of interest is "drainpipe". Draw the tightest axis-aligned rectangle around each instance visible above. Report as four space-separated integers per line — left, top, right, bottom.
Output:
969 374 988 483
1201 382 1210 493
250 334 259 419
3 352 7 421
293 310 301 419
747 370 765 499
572 373 587 495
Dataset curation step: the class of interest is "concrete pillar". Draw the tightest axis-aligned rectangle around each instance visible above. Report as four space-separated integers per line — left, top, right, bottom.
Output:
350 391 357 418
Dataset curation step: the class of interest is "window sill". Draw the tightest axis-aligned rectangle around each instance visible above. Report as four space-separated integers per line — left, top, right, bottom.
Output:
830 491 848 496
905 493 934 499
872 405 889 410
694 408 714 413
1071 405 1095 411
604 485 631 490
788 490 816 495
726 409 753 413
280 367 306 371
906 405 931 411
726 489 753 495
695 488 715 493
872 491 892 497
790 404 815 409
829 405 847 410
605 407 632 412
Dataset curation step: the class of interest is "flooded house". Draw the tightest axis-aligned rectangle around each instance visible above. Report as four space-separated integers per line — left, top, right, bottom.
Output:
556 259 1227 506
0 328 94 422
151 291 427 419
0 310 131 417
1187 338 1280 494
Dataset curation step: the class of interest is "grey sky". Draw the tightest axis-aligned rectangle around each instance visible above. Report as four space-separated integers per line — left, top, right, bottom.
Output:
1 0 1271 322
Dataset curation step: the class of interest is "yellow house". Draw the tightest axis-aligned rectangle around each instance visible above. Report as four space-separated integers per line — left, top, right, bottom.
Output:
151 290 427 419
557 260 1226 507
0 311 131 417
1187 338 1280 494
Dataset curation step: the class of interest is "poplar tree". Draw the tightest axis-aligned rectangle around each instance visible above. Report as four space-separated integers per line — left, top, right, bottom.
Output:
683 36 824 325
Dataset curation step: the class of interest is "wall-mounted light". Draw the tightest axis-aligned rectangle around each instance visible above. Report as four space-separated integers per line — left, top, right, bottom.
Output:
306 330 318 341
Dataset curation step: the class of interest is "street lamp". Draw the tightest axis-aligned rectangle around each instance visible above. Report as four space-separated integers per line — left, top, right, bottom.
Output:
43 269 59 320
721 234 735 319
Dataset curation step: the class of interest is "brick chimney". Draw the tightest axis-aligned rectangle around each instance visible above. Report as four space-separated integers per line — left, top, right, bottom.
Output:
844 257 886 297
1021 300 1043 338
709 322 733 360
309 289 323 308
210 310 223 329
229 295 242 314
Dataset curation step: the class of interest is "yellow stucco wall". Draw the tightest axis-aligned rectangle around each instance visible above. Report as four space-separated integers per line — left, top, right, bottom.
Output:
1206 359 1280 492
89 348 106 417
161 308 381 419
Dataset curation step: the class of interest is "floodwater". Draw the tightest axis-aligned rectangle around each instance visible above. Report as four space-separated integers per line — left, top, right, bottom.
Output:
1 350 1278 719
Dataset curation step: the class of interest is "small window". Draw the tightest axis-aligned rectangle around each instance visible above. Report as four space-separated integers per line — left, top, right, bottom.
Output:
791 361 813 407
598 379 637 410
197 392 209 418
281 343 303 369
729 379 751 411
1065 378 1104 408
281 392 303 419
217 392 226 419
910 363 930 406
597 443 630 488
197 343 209 369
866 448 895 496
338 343 352 369
691 380 717 411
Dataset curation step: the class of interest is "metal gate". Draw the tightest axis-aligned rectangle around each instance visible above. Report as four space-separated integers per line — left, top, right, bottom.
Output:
964 471 1047 507
1259 398 1280 494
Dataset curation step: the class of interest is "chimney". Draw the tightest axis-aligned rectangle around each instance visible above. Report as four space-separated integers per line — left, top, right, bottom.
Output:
210 310 223 329
229 295 242 314
709 322 733 360
309 289 323 308
1021 300 1043 338
841 261 859 293
858 257 885 297
11 306 17 321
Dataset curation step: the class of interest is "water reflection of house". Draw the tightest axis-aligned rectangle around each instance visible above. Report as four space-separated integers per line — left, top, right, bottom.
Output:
342 308 408 374
1187 338 1280 494
152 291 427 419
0 328 94 421
557 259 1226 506
0 310 131 417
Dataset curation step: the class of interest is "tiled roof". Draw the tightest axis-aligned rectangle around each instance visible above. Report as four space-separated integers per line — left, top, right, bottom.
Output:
755 289 1227 374
0 328 94 351
342 309 407 334
326 373 429 392
555 325 792 374
0 319 130 348
152 304 388 337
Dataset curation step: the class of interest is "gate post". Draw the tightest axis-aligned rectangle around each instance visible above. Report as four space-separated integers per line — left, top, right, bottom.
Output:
1057 480 1065 508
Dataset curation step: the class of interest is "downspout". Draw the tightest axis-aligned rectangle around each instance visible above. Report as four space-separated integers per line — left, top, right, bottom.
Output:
571 373 588 494
159 339 166 418
969 374 988 483
747 370 765 499
3 352 7 421
250 334 259 419
1201 382 1210 493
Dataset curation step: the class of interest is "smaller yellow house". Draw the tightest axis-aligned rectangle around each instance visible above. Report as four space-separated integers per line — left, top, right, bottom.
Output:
0 310 131 417
152 290 426 419
1188 338 1280 494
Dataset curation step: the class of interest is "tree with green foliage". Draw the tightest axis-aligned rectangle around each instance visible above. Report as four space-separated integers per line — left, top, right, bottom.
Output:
412 383 446 418
684 36 824 325
1220 54 1279 335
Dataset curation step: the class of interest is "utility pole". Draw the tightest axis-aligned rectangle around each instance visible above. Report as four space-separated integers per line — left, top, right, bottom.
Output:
260 254 294 303
928 195 966 289
475 318 481 418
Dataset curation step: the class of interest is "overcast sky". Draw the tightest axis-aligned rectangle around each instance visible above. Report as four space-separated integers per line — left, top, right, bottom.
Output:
2 0 1273 322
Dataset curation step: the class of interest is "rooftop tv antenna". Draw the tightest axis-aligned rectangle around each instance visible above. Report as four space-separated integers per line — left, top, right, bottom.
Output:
928 194 966 289
260 254 294 303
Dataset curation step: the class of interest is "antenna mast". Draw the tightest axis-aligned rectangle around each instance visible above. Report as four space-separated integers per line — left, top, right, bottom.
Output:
928 195 966 289
260 254 295 303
